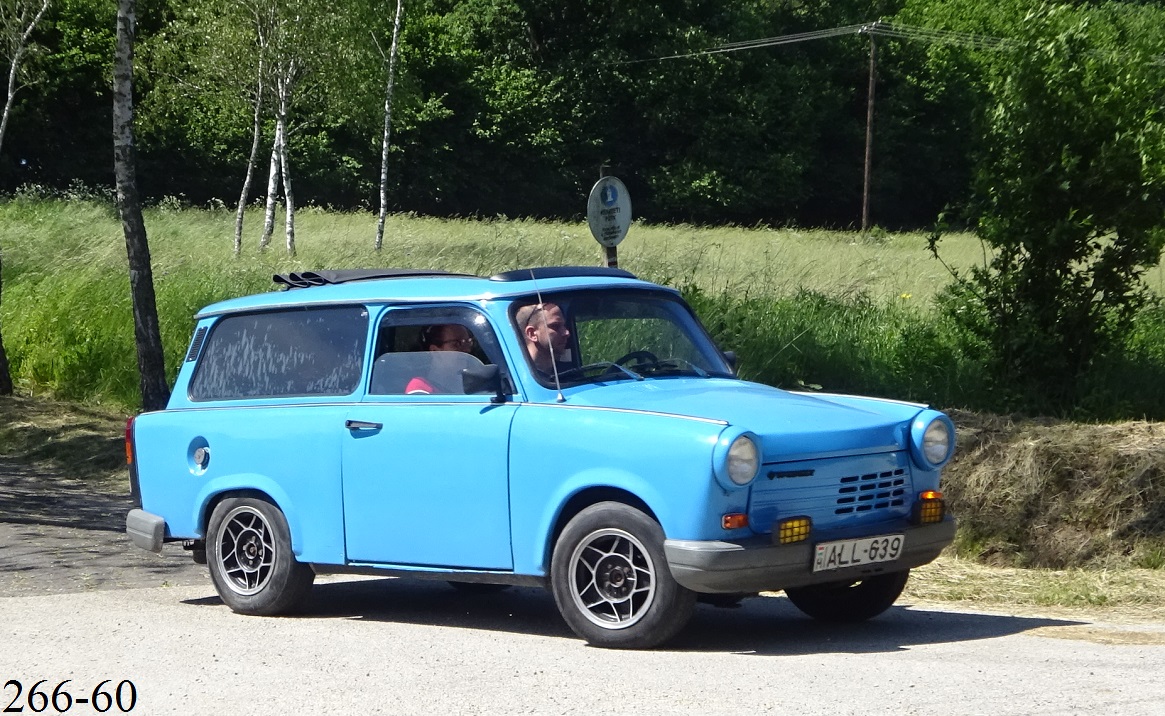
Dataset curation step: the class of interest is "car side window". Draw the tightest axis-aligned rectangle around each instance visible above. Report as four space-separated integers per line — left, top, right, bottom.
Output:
190 305 369 400
368 306 510 396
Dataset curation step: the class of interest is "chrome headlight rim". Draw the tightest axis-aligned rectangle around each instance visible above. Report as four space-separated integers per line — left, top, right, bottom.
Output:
713 430 760 489
911 412 955 469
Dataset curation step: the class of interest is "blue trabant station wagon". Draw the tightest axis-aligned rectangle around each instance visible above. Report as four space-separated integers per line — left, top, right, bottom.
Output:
126 266 956 648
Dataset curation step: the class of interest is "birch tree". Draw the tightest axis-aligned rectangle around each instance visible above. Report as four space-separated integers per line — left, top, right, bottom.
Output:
114 0 169 411
144 0 278 256
0 0 49 154
255 0 335 256
227 0 276 256
374 0 403 252
259 54 300 255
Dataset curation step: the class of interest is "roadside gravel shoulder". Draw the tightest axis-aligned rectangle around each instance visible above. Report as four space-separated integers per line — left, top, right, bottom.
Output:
0 457 205 597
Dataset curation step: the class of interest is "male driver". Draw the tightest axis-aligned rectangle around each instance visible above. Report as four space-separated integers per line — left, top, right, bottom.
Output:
515 302 571 378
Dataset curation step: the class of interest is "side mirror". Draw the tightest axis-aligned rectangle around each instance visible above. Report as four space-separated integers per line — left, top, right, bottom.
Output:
722 350 737 376
463 364 507 403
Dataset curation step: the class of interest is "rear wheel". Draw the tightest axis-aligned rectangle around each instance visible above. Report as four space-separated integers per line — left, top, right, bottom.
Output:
550 502 696 649
207 496 314 615
784 569 909 622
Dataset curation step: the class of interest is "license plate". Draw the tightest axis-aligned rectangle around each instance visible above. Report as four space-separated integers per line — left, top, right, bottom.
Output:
812 534 904 573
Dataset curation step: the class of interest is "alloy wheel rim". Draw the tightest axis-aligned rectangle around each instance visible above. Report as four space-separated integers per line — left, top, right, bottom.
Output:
568 527 656 629
216 506 276 596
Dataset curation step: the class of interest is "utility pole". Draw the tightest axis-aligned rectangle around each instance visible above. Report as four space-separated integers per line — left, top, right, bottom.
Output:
861 22 878 235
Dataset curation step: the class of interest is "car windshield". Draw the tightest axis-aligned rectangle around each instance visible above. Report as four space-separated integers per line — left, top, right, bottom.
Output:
516 289 734 387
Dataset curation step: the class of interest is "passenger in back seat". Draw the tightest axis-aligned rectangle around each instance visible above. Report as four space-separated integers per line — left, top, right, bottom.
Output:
406 324 475 394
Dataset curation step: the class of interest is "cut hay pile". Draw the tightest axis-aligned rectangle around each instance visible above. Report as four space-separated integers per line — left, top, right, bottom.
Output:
943 409 1165 568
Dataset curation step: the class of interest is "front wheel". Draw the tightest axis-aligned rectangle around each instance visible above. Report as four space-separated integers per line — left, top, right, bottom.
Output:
206 496 314 615
550 502 695 649
784 569 910 622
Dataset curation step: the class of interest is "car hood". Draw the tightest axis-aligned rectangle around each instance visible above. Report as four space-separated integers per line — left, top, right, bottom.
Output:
564 378 925 462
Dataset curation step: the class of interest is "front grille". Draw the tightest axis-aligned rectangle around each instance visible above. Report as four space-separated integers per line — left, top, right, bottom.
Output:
833 468 907 514
747 452 913 533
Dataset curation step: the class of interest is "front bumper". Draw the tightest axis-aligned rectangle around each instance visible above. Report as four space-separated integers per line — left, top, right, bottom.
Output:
126 509 166 553
664 516 956 593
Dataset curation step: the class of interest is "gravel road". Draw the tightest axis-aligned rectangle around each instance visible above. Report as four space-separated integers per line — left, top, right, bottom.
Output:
3 459 1165 715
0 458 205 597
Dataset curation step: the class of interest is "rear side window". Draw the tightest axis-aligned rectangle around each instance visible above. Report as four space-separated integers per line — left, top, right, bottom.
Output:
190 306 369 401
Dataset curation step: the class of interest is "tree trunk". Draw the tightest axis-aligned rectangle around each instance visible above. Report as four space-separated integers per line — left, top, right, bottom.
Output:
114 0 170 411
258 120 282 251
234 65 264 257
0 249 13 395
0 46 26 156
375 0 405 252
0 0 51 155
277 107 295 257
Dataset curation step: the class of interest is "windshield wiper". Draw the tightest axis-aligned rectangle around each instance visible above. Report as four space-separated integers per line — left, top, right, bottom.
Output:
638 357 708 378
556 361 644 382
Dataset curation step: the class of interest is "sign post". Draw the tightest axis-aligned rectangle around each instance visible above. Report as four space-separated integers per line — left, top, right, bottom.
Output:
587 170 631 268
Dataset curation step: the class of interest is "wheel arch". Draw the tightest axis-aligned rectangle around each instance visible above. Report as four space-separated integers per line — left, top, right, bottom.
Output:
199 484 303 556
547 487 659 569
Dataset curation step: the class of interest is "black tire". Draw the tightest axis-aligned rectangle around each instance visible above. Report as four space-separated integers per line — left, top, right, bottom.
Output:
447 581 511 595
550 502 696 649
206 496 314 615
784 569 910 623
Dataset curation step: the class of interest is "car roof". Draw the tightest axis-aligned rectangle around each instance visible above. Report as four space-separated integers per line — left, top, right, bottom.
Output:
195 266 671 318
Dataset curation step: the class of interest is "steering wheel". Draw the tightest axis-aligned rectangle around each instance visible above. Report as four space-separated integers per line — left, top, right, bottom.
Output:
615 350 658 367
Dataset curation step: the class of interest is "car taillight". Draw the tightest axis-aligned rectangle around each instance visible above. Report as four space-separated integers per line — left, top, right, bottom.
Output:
125 417 135 465
126 416 142 506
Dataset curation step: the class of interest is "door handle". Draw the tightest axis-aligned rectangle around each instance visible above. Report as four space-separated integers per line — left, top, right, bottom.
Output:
345 420 383 431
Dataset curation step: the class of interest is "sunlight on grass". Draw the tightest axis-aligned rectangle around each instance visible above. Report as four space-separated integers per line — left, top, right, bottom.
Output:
0 200 984 303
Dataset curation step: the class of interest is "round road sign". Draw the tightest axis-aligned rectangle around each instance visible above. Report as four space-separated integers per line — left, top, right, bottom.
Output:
587 176 632 248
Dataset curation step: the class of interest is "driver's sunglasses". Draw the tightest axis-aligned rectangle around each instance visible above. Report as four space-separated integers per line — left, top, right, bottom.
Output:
439 337 474 349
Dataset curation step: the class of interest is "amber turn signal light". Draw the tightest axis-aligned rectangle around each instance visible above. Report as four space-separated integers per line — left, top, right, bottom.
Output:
914 490 946 525
722 513 749 530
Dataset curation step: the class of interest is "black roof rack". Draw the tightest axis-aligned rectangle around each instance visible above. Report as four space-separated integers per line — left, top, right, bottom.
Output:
273 269 476 289
489 266 637 282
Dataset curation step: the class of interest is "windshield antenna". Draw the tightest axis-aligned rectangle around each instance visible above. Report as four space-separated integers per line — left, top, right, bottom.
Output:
528 269 565 403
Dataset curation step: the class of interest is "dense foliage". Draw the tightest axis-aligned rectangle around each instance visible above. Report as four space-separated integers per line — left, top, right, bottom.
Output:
910 1 1165 413
3 0 1165 418
0 0 1098 229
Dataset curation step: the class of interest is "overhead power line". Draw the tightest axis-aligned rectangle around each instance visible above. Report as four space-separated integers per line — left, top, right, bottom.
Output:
615 20 1018 65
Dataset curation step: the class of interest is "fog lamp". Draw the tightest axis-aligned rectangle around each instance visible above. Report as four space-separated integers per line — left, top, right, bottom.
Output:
914 490 946 525
777 516 812 544
722 513 749 530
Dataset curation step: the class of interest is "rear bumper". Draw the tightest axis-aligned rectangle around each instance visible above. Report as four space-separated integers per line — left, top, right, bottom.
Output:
126 509 166 553
664 516 955 593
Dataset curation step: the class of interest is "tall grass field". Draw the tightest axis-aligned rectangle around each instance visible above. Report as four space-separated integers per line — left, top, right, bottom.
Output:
3 196 1165 418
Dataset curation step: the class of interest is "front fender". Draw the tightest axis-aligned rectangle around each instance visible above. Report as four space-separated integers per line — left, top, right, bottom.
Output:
529 467 671 574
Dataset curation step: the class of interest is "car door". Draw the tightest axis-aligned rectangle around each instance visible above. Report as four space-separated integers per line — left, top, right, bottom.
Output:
340 305 518 570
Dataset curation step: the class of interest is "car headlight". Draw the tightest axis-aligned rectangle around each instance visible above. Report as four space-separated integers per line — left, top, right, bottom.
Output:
713 432 760 489
922 421 951 465
727 435 759 485
910 412 955 469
